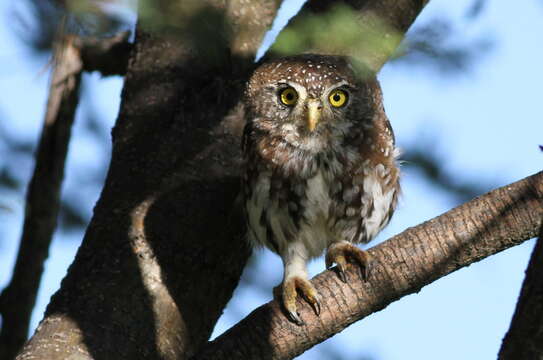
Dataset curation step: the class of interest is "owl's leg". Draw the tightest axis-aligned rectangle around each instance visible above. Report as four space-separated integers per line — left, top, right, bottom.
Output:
278 242 321 326
325 240 372 282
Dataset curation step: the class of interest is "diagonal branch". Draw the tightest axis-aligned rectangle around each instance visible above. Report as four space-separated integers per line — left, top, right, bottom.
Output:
498 217 543 359
196 172 543 360
0 36 83 360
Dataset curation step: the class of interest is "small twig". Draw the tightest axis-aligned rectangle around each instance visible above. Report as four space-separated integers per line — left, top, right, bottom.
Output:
0 36 83 360
498 218 543 359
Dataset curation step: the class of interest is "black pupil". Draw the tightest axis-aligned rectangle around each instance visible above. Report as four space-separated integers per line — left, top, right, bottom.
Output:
286 92 293 100
333 93 341 102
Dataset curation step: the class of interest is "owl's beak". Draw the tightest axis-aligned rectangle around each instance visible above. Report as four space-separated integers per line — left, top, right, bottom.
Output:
306 100 322 132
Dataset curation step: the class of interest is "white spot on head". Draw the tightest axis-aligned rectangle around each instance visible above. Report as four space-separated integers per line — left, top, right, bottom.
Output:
272 63 282 72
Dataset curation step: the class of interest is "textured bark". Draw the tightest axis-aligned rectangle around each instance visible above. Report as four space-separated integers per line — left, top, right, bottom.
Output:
0 37 82 360
499 221 543 359
196 172 543 360
15 1 281 359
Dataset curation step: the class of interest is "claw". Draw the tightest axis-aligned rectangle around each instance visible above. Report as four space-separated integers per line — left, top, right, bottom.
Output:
336 263 347 283
326 241 372 282
287 310 305 326
280 276 321 325
311 299 321 316
305 292 321 315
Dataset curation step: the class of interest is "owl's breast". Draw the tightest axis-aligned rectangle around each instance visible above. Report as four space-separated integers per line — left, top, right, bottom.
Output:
244 145 399 258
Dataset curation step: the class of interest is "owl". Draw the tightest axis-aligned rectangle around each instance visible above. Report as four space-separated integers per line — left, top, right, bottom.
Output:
242 54 400 325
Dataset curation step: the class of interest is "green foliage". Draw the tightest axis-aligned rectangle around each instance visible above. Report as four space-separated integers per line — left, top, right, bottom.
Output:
270 4 402 72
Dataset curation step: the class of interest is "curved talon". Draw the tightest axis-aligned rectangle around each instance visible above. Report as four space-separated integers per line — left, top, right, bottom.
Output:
287 310 305 326
280 276 321 325
335 264 347 283
311 299 321 316
326 241 372 282
304 292 321 316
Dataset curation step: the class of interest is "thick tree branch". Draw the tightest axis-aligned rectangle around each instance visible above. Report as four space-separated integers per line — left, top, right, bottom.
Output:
269 0 429 72
0 37 82 360
498 218 543 359
196 172 543 360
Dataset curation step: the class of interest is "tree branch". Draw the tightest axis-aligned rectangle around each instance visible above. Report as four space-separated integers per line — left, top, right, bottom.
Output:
268 0 429 72
0 36 82 360
498 217 543 359
196 172 543 360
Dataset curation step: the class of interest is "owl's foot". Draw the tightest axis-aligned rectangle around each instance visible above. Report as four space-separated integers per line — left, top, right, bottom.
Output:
275 276 321 326
326 241 372 282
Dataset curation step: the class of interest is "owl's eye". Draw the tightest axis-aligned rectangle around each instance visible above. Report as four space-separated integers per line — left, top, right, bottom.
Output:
279 87 298 106
329 89 348 107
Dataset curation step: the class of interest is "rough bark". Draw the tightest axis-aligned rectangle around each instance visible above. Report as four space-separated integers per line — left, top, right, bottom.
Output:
0 37 82 360
194 172 543 360
15 1 281 359
499 220 543 359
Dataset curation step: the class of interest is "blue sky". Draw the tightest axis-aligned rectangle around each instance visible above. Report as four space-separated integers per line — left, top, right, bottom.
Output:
1 0 542 359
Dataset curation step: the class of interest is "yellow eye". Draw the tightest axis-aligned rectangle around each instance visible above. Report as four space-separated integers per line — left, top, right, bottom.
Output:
279 87 298 106
329 89 348 107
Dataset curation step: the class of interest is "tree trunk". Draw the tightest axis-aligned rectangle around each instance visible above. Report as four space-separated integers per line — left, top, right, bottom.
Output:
16 1 281 358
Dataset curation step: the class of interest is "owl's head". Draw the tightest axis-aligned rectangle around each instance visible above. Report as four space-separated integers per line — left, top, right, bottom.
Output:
245 54 377 152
